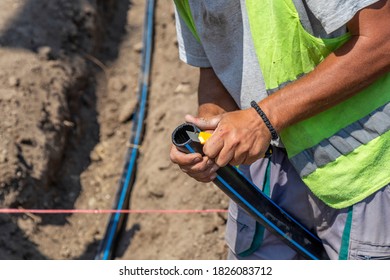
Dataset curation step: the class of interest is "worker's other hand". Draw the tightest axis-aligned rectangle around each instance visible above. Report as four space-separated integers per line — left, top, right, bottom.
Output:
185 109 271 167
169 145 219 183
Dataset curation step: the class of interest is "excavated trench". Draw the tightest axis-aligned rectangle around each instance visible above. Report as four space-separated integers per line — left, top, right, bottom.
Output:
0 0 228 260
0 0 136 259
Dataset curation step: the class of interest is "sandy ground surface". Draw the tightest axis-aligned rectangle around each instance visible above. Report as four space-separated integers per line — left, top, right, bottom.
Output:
0 0 228 260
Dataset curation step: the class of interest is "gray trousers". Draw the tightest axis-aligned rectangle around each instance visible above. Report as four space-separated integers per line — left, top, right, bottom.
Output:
226 147 390 260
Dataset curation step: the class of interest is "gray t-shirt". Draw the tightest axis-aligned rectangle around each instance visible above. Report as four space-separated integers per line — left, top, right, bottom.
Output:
175 0 379 109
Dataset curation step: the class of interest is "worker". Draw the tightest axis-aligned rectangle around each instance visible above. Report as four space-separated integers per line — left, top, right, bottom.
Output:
170 0 390 260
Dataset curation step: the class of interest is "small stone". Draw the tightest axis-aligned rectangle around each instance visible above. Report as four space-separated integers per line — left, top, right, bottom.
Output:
109 77 127 92
88 197 96 207
133 42 143 53
118 99 138 123
8 76 20 87
82 4 95 16
63 120 75 127
90 142 107 162
174 82 191 95
37 46 53 60
158 161 172 171
90 150 101 162
149 190 165 199
0 149 7 163
97 142 106 153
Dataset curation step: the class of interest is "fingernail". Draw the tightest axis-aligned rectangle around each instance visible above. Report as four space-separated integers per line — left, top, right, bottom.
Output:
193 157 201 163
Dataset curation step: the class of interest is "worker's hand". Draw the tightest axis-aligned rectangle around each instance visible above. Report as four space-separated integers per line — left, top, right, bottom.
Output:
185 109 271 167
169 144 220 183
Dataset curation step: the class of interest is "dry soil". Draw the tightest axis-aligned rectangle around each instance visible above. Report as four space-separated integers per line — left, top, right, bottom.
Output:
0 0 228 260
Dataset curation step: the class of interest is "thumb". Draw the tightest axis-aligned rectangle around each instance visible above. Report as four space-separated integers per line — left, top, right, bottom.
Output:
185 114 222 131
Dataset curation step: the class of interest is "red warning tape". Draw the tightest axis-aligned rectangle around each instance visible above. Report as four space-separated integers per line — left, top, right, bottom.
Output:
0 208 228 214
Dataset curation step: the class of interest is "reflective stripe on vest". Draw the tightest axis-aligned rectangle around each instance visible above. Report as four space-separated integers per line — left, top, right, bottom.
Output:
174 0 390 208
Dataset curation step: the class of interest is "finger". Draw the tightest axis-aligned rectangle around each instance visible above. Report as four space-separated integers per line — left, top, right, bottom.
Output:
181 158 219 182
230 151 248 166
202 126 226 159
185 114 222 131
190 175 216 183
241 142 267 165
242 148 266 165
230 142 253 166
214 145 235 167
203 136 224 160
187 163 219 183
180 157 215 174
170 145 202 165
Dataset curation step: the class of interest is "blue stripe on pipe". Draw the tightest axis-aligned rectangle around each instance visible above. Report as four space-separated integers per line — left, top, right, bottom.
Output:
233 166 321 242
215 174 318 260
184 144 318 260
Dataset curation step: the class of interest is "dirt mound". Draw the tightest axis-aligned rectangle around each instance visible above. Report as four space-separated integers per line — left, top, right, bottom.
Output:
0 0 228 260
0 0 112 209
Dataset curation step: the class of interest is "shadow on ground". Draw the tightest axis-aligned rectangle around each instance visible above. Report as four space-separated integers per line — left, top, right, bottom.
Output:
0 0 132 259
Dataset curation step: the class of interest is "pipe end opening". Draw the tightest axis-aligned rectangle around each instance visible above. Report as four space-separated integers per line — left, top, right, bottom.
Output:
172 123 197 146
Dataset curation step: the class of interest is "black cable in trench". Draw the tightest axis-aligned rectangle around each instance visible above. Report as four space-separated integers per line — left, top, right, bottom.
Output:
95 0 155 260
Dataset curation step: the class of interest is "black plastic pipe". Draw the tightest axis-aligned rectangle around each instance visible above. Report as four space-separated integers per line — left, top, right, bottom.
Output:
95 0 155 260
172 123 328 260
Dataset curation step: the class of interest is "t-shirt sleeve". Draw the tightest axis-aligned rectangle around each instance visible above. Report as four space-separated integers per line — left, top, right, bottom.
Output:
174 8 211 68
305 0 381 34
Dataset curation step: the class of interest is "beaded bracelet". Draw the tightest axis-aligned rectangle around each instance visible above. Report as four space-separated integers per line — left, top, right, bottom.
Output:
250 101 279 140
